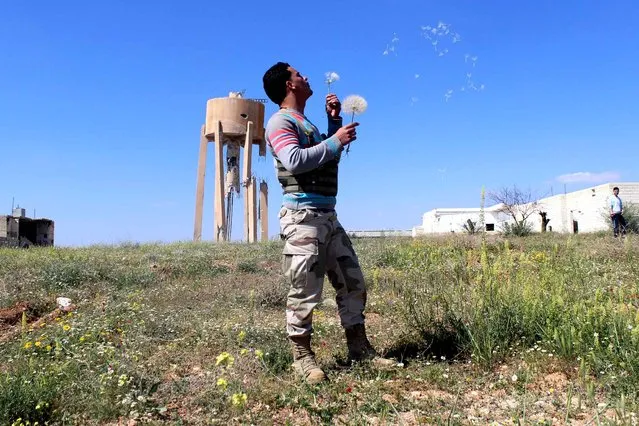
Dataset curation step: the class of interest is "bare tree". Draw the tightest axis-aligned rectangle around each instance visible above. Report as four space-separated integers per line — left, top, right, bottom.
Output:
488 185 540 232
539 211 550 232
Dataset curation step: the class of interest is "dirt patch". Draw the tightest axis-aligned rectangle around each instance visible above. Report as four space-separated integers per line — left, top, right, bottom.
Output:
271 408 313 425
0 300 72 343
0 301 29 330
528 371 570 394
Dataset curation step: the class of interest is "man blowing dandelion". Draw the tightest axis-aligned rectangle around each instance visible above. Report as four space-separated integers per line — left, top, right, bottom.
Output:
262 62 395 385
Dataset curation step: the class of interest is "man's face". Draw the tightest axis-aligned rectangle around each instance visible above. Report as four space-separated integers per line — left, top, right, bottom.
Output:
614 189 619 196
286 67 313 99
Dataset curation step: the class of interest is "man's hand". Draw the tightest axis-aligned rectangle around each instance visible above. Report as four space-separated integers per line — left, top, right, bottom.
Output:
326 94 341 118
334 122 359 146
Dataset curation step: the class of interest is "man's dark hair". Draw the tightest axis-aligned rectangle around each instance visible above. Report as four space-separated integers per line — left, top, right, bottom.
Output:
614 186 619 191
263 62 291 105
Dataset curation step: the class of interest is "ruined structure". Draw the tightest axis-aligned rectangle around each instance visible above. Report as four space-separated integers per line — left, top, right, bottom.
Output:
0 207 54 248
193 92 269 243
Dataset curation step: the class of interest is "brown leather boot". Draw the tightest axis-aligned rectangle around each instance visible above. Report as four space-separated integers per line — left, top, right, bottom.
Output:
344 323 396 368
290 335 327 385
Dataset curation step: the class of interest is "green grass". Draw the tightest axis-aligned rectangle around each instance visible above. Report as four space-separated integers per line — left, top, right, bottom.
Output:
1 234 638 424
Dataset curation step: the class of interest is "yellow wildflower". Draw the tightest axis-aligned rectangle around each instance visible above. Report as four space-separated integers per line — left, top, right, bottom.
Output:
255 350 264 360
216 352 234 367
46 345 52 351
24 342 33 349
216 378 228 390
34 341 42 348
237 330 246 341
240 348 248 356
62 324 71 332
231 392 247 407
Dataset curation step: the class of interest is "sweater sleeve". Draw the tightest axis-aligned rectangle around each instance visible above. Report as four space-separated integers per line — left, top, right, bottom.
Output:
266 114 342 174
327 115 342 138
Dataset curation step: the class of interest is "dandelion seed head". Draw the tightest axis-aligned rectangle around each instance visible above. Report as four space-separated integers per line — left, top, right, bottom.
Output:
325 71 340 84
342 95 368 115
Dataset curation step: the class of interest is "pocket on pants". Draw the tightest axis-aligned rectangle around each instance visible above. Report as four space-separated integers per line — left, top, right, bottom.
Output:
282 237 319 289
282 237 319 256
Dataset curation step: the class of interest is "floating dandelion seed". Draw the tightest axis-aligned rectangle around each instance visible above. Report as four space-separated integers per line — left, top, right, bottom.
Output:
414 73 420 79
383 32 400 56
444 89 453 102
325 71 340 93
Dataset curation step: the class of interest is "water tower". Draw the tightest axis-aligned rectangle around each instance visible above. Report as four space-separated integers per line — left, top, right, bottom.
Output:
193 92 269 243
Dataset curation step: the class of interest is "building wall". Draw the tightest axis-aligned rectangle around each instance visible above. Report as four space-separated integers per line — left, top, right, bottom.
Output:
347 230 412 238
0 216 7 238
528 183 639 233
7 217 19 239
414 182 639 236
35 221 54 245
414 208 510 235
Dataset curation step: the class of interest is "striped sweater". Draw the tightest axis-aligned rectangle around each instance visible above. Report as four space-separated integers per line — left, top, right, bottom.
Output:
265 108 343 209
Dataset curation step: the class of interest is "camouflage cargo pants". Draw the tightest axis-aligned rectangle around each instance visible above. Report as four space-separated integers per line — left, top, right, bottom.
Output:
279 207 367 337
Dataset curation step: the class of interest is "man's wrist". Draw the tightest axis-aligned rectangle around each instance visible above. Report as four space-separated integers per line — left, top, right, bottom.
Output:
325 135 343 155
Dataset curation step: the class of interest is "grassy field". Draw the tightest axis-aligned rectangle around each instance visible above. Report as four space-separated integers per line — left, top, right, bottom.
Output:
1 233 638 425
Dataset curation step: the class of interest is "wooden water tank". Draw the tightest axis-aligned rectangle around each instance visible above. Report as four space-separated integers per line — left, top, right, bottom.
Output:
205 97 265 144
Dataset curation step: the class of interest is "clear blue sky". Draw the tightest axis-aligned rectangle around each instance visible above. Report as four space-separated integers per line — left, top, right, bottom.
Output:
1 0 638 246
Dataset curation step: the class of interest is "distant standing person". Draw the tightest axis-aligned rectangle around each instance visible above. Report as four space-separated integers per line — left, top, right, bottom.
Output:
261 62 395 385
610 186 627 237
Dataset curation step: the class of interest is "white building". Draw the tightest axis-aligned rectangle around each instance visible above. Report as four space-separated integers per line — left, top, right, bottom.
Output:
412 182 639 236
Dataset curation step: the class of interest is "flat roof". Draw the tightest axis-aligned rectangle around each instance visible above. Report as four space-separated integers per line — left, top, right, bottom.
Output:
1 215 54 223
